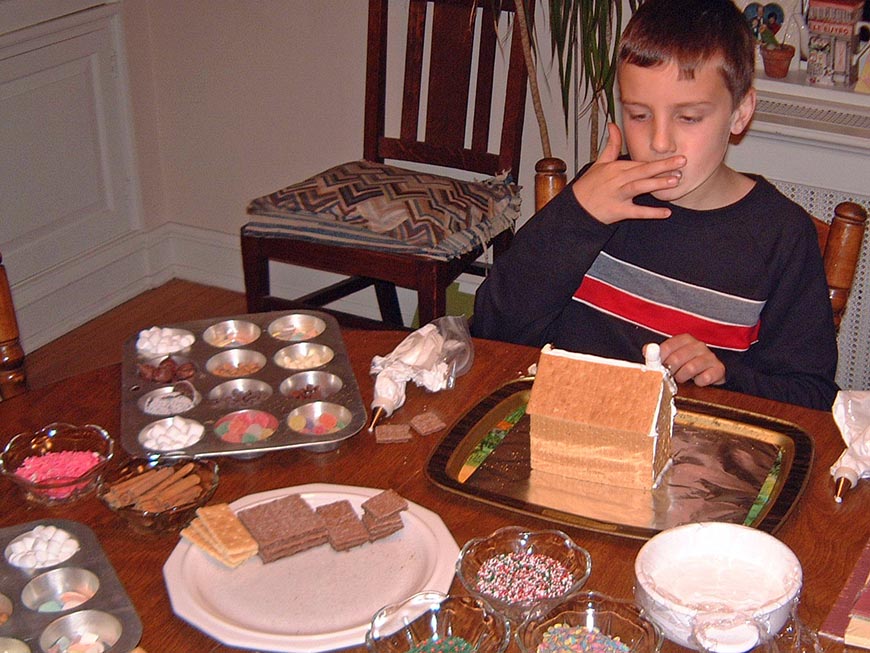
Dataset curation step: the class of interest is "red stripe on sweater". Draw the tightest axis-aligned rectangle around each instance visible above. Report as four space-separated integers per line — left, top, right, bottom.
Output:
574 277 760 351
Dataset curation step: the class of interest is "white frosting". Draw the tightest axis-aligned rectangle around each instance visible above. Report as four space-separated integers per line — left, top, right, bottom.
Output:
645 557 793 612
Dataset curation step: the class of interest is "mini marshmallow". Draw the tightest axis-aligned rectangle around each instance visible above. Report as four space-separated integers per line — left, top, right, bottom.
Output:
5 526 79 569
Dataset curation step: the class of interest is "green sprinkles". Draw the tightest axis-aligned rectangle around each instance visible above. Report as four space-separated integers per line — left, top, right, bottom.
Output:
407 636 475 653
537 625 630 653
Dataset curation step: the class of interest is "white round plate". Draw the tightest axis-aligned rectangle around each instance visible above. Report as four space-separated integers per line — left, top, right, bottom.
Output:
163 483 460 652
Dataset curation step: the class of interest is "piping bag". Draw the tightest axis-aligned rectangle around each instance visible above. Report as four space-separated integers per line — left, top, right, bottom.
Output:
830 390 870 502
368 316 474 431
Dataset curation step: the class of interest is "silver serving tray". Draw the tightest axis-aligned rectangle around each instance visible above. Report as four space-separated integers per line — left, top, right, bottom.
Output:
0 519 142 652
426 378 813 540
120 310 367 459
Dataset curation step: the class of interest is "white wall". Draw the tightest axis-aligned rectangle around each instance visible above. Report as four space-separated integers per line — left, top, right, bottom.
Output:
2 0 572 351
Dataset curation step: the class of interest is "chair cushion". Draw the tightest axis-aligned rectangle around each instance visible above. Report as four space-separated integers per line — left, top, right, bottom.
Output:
243 160 520 261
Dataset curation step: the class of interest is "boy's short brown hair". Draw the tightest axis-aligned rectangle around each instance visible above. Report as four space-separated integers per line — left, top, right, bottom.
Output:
619 0 756 107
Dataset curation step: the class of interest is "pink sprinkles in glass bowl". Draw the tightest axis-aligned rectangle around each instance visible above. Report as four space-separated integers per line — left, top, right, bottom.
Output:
0 423 114 505
476 552 575 604
14 451 103 498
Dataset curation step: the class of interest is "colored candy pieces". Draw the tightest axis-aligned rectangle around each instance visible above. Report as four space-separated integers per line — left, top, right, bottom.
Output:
537 625 630 653
215 410 278 443
287 410 346 435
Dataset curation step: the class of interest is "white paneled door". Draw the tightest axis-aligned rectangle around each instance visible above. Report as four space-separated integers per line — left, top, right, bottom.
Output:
0 3 143 352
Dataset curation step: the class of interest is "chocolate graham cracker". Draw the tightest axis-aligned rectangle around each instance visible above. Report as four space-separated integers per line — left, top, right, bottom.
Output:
238 493 328 562
375 424 413 443
362 511 404 540
410 412 447 436
361 489 409 541
316 500 370 551
361 489 408 520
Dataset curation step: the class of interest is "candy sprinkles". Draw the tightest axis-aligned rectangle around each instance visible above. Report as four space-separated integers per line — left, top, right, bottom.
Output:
537 624 630 653
407 636 475 653
476 552 574 604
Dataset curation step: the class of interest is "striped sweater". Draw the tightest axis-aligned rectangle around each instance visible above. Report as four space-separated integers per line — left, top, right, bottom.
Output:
472 173 838 411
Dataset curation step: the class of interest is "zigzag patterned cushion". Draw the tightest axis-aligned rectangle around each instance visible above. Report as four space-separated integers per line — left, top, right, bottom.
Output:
244 160 520 261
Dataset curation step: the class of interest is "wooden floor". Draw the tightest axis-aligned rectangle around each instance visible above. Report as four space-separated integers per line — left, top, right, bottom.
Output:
25 280 247 390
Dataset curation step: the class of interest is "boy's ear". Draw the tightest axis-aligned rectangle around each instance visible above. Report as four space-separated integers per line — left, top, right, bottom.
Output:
730 88 756 136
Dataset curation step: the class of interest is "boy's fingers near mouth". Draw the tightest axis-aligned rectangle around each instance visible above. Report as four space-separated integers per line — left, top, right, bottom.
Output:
644 155 686 179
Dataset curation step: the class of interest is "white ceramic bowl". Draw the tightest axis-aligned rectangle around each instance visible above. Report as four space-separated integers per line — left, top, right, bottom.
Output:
634 522 802 653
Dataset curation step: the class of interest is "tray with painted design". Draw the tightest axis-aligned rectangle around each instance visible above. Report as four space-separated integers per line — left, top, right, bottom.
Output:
426 378 813 540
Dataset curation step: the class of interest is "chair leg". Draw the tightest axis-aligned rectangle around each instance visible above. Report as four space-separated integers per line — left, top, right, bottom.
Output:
373 281 404 327
416 274 448 327
240 233 271 313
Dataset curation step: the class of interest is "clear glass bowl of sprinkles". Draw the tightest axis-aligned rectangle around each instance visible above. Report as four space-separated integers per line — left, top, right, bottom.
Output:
516 591 664 653
455 526 593 625
366 591 510 653
0 423 114 505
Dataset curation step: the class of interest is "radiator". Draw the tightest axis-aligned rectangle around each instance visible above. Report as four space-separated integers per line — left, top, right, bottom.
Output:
771 179 870 390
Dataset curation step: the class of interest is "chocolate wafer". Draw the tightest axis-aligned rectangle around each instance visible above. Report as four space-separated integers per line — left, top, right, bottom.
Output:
361 489 408 520
410 412 447 436
375 424 412 443
238 493 328 562
316 500 370 551
362 511 404 541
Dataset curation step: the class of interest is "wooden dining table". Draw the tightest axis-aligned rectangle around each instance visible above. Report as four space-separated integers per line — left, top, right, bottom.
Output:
1 328 868 653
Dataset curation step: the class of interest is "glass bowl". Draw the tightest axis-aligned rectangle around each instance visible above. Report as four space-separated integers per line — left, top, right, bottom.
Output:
516 591 664 653
455 526 592 624
97 457 218 535
0 423 114 505
366 591 510 653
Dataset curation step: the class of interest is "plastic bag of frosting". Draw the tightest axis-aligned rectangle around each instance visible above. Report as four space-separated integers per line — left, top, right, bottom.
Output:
830 390 870 498
370 316 474 418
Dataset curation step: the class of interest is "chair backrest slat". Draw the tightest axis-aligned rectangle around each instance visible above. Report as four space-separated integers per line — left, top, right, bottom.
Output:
364 0 529 178
400 1 427 142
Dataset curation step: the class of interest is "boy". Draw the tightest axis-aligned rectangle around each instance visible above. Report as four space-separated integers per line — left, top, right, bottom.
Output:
471 0 839 410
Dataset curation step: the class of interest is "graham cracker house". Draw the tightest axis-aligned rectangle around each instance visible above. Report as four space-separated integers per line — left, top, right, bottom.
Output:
527 345 676 490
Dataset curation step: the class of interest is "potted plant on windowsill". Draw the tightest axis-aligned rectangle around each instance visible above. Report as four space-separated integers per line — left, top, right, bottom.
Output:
758 28 795 79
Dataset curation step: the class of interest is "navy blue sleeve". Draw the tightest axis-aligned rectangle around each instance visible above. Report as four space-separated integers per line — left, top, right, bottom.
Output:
471 182 614 346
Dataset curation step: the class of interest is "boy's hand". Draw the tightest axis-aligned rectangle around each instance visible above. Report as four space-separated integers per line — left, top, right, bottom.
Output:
658 334 726 387
572 123 686 225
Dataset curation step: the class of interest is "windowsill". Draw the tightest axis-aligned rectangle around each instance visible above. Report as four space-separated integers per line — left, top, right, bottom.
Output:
755 70 870 108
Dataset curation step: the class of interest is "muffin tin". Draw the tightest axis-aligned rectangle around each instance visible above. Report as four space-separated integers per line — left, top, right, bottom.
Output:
0 519 142 653
121 310 367 458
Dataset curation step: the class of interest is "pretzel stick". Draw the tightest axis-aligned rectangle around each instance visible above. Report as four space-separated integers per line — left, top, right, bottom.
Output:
133 463 194 501
104 468 174 507
138 484 202 512
140 473 200 505
136 467 197 504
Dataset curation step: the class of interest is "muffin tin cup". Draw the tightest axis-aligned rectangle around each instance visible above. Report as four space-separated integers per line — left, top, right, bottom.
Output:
0 520 142 653
121 310 367 459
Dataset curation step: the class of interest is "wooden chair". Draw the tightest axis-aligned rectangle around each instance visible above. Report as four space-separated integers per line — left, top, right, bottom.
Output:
813 201 867 329
533 165 868 331
241 0 529 329
0 251 27 399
